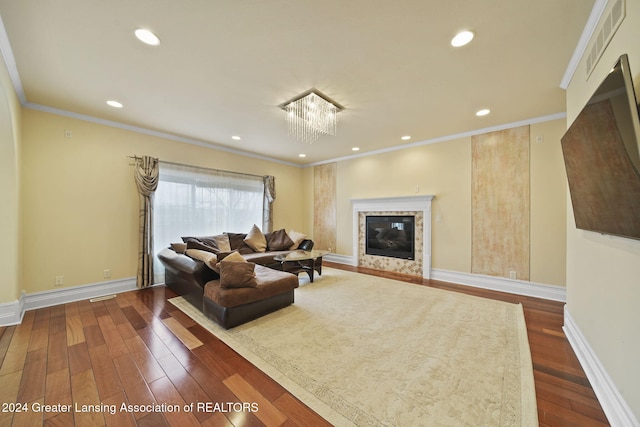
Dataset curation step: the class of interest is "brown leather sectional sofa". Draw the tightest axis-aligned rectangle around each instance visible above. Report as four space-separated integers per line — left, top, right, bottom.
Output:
158 230 314 329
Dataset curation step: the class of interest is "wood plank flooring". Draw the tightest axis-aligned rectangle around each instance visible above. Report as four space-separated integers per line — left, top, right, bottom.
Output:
0 263 609 426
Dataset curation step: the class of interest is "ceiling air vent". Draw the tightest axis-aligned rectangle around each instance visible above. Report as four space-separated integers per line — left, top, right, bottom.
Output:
586 0 625 77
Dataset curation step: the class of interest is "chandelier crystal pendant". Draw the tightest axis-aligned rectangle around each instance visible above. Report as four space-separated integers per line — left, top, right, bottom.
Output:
281 89 343 144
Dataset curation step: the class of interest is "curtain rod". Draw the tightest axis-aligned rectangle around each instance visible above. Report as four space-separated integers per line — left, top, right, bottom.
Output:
127 156 266 179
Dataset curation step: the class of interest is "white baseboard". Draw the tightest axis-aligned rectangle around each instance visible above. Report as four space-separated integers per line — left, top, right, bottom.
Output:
0 291 25 326
24 277 138 311
431 269 566 302
325 256 566 302
0 277 138 326
324 253 357 265
563 307 639 427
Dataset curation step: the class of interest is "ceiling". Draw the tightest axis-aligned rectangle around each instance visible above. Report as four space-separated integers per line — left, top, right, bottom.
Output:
0 0 595 166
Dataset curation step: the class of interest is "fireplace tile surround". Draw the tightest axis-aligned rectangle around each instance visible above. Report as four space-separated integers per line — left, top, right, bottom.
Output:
352 196 434 278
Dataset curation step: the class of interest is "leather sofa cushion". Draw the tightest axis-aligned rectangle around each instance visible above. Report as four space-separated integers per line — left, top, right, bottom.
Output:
204 265 298 308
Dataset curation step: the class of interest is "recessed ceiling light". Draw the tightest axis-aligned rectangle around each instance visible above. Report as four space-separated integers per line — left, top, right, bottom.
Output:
401 135 411 141
134 28 160 46
352 147 360 151
232 136 241 141
106 100 123 108
476 108 491 116
451 30 474 47
299 154 306 158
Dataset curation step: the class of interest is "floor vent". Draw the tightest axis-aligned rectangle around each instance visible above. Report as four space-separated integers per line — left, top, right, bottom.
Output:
586 0 625 78
90 294 117 303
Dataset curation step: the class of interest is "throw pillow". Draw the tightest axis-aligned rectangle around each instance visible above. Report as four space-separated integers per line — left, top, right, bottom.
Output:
183 234 232 253
244 224 267 252
170 243 187 253
267 228 295 251
181 236 200 244
225 232 254 254
213 234 232 252
219 261 257 289
186 240 218 253
287 229 307 250
216 250 246 264
185 249 218 270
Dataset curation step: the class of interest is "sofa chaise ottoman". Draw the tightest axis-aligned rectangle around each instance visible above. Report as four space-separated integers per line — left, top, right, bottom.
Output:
203 264 298 329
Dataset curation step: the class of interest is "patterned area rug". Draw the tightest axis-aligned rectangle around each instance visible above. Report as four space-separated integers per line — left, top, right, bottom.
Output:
169 267 538 426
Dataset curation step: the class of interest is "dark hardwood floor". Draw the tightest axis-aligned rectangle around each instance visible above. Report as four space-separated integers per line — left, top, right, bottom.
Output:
0 263 609 426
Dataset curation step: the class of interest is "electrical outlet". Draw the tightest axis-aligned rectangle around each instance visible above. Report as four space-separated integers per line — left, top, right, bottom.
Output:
55 276 64 286
103 269 111 279
509 271 517 280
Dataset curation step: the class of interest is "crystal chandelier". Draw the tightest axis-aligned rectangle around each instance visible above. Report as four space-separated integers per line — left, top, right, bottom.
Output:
281 89 343 144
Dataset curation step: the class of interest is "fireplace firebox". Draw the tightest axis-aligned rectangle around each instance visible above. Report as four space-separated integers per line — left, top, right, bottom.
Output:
365 215 415 260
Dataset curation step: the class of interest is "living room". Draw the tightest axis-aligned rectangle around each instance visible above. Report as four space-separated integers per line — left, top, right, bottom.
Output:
1 1 639 426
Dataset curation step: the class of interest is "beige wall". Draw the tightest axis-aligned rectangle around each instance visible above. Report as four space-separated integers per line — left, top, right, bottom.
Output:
530 119 567 285
0 53 21 304
20 108 306 294
335 136 473 273
330 119 567 286
564 0 640 419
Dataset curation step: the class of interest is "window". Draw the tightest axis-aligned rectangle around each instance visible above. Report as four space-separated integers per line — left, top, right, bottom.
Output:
153 162 264 282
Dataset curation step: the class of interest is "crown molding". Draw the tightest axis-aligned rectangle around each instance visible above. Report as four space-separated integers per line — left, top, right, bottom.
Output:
0 13 25 103
24 102 301 168
304 112 567 168
560 0 609 89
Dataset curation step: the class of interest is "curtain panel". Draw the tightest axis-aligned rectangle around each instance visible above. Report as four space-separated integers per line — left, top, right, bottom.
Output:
134 156 159 288
263 175 276 233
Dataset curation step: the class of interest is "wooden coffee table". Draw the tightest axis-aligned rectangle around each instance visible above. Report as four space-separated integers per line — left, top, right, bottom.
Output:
274 250 330 283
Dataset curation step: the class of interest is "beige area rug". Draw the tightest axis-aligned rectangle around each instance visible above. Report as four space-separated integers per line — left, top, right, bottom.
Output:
169 267 538 426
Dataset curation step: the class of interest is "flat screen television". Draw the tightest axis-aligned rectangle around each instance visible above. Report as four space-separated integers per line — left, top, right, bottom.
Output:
561 54 640 240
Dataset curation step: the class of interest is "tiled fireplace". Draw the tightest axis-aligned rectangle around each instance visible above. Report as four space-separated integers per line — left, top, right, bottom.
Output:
351 195 434 278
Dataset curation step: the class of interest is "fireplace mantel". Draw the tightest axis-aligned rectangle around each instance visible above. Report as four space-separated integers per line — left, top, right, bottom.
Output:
352 195 434 278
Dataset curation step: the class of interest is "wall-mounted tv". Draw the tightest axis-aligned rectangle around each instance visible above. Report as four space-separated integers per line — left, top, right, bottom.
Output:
561 54 640 240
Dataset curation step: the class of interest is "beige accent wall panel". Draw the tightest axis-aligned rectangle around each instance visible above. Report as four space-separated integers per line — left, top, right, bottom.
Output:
313 162 337 251
472 125 530 280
